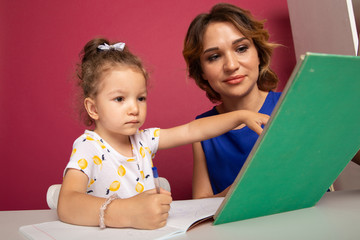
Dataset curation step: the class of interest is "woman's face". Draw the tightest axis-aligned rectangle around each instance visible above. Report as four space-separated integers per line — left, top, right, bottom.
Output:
200 21 260 100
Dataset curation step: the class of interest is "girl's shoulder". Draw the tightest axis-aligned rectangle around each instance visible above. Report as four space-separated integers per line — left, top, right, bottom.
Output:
132 128 160 142
131 128 160 154
72 130 107 153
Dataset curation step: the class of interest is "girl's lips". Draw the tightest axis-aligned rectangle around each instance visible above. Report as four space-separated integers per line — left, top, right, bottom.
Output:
223 75 245 85
126 120 139 124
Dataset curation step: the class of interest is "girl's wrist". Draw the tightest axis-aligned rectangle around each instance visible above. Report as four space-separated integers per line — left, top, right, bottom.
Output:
236 110 248 123
99 194 119 229
103 197 132 228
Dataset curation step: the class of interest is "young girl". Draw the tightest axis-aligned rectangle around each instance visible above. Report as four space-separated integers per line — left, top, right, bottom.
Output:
57 38 269 230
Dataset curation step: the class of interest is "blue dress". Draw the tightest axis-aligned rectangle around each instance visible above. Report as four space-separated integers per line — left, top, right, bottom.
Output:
196 91 282 194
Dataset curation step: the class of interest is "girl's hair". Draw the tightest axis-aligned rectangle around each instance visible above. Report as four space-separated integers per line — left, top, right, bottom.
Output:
183 3 279 103
76 37 148 126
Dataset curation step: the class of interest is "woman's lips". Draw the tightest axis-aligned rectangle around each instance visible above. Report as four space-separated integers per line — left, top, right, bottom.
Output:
224 75 245 84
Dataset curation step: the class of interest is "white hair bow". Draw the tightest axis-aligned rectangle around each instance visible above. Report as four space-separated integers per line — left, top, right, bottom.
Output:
97 42 125 51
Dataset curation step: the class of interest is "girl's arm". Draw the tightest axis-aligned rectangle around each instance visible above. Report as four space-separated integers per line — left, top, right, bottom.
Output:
158 110 269 150
57 169 172 229
192 142 230 199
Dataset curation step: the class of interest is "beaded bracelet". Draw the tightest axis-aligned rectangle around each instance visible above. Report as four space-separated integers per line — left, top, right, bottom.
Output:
99 193 119 229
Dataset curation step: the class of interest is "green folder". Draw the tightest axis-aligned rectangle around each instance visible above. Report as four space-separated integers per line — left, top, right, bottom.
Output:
213 53 360 225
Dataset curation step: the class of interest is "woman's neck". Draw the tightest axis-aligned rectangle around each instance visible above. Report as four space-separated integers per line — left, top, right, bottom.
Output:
217 88 269 114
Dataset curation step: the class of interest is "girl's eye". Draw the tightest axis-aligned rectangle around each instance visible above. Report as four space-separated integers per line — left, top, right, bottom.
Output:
138 96 147 102
236 45 249 53
114 97 124 102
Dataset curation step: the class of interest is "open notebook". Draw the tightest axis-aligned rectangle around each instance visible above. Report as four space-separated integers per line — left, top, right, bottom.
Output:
19 197 224 240
214 53 360 225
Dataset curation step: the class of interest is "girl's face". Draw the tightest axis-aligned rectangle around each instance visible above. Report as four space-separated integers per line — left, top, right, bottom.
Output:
90 66 147 138
200 21 260 101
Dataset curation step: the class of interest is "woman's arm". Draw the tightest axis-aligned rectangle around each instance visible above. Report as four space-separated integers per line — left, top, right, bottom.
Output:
192 142 213 198
352 149 360 165
57 169 172 229
192 142 231 199
158 110 268 150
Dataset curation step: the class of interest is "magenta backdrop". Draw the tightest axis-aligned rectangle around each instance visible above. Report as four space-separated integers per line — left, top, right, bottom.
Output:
0 0 295 210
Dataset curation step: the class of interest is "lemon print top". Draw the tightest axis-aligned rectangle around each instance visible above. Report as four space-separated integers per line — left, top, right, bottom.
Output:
64 128 160 199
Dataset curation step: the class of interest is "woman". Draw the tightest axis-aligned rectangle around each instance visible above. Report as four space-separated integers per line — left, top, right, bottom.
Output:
183 3 282 198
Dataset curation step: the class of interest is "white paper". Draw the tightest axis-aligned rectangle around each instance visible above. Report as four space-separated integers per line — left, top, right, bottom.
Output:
19 197 224 240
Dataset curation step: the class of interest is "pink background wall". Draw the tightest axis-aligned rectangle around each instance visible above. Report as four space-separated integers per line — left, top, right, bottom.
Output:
0 0 296 210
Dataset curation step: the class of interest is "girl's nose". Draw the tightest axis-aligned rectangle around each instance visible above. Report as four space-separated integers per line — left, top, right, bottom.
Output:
128 101 139 115
224 52 240 72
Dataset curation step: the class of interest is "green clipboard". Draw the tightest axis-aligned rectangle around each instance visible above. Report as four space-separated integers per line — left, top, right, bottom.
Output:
213 53 360 225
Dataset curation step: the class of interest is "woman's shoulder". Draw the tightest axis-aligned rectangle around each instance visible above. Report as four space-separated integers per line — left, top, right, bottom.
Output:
259 91 282 114
266 91 282 105
196 106 218 119
268 90 282 99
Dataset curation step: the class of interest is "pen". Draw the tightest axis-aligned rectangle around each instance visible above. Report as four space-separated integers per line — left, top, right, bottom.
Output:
152 166 161 194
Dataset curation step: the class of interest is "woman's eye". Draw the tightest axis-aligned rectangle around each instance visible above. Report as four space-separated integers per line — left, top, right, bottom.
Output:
207 54 220 62
236 45 249 53
114 97 124 102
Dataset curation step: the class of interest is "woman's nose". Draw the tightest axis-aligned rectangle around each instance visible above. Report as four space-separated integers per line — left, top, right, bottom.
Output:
224 52 240 72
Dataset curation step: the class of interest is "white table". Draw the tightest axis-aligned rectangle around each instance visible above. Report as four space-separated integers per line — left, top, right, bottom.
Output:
1 190 360 240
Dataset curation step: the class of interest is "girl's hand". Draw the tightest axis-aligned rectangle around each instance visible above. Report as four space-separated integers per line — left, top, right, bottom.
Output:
58 169 172 229
242 111 270 135
121 188 172 229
